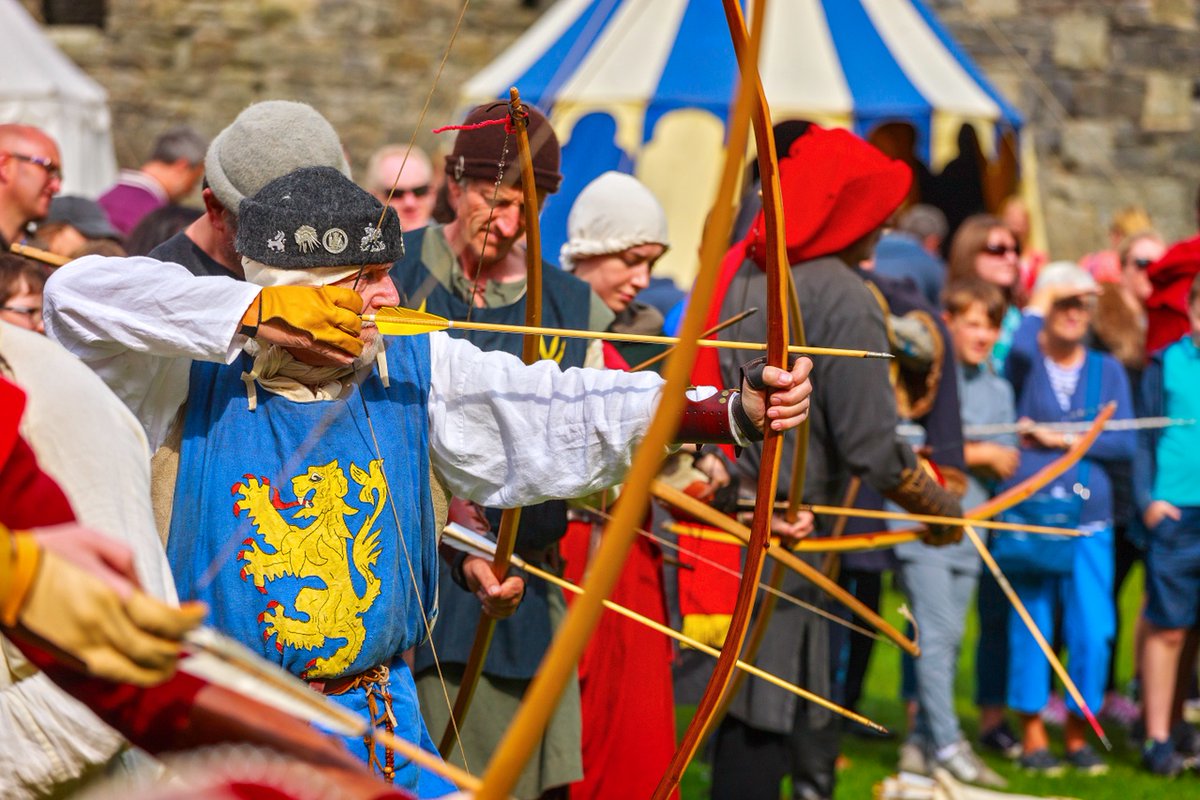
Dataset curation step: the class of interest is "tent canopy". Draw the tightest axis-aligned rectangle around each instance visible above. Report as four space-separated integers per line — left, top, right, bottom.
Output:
463 0 1024 286
0 0 116 197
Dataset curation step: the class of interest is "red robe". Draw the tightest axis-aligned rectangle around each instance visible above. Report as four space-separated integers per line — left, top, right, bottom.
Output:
561 343 678 800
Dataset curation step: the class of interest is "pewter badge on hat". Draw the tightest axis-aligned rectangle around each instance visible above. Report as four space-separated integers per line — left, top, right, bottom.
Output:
267 231 286 253
322 228 348 254
454 155 465 181
295 225 319 253
360 226 386 253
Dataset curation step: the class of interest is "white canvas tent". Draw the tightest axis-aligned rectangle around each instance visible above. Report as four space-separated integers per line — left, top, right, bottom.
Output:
463 0 1030 286
0 0 116 196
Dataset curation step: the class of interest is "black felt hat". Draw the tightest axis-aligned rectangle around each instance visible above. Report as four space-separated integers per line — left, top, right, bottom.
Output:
236 166 403 268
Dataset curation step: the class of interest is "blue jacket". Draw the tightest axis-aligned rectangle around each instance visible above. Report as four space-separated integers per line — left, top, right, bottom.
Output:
1001 314 1135 526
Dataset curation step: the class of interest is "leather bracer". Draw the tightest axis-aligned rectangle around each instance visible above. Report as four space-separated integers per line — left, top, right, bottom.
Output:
675 386 757 446
884 458 964 546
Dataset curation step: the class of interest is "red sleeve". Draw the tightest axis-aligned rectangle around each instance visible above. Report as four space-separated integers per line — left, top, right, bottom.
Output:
0 378 74 529
601 341 631 371
17 643 369 773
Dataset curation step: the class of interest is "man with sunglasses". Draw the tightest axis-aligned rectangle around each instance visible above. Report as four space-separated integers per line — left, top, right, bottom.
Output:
0 124 62 250
365 144 437 232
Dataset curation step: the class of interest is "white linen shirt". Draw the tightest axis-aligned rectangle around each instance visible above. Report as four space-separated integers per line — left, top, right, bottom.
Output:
43 256 666 510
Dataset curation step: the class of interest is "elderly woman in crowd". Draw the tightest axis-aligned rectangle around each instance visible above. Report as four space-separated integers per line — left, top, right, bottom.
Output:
998 262 1135 775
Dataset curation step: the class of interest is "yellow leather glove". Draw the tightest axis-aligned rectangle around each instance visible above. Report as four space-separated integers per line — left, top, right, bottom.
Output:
242 285 364 363
4 527 206 686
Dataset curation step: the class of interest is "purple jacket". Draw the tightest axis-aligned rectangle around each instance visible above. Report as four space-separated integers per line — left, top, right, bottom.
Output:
98 170 167 236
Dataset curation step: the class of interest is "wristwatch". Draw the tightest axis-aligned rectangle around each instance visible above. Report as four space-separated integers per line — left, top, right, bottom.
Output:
1062 432 1077 448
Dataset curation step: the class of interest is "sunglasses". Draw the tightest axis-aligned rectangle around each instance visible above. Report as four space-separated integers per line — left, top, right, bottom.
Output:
1051 296 1092 312
981 242 1020 257
1132 257 1155 270
4 152 62 181
394 185 431 199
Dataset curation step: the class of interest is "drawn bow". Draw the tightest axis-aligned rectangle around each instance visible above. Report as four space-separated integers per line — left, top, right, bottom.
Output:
438 87 544 756
473 4 779 796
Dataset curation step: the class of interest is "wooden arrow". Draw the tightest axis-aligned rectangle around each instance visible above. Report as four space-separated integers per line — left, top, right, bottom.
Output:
364 306 892 359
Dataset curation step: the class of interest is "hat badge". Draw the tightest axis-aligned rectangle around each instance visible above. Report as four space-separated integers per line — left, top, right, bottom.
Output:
294 225 319 253
322 227 348 254
361 226 386 253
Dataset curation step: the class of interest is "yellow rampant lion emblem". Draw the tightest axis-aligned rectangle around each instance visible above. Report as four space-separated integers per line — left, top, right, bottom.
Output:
233 459 387 679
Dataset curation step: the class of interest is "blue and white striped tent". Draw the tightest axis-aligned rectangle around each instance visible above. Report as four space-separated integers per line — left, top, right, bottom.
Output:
463 0 1026 286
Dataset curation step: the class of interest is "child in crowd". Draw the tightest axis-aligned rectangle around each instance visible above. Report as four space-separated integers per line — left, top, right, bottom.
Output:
897 278 1018 786
941 280 1025 762
1138 271 1200 776
902 278 1022 786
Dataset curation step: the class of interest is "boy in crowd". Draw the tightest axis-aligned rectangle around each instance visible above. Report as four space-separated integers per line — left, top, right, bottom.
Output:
1138 271 1200 776
897 277 1018 785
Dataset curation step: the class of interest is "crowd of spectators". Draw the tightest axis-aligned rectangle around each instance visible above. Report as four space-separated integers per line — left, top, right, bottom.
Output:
3 104 1200 797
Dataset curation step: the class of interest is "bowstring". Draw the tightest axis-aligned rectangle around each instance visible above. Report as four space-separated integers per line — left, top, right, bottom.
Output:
354 0 472 292
463 126 512 323
356 390 472 773
348 0 476 767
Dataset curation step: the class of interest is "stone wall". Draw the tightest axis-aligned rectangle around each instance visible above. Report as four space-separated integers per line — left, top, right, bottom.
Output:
21 0 1200 260
21 0 542 185
929 0 1199 256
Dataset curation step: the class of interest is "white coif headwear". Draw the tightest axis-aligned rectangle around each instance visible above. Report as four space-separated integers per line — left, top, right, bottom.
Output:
559 171 669 271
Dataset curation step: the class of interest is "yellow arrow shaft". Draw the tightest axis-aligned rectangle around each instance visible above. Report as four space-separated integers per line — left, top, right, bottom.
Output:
733 501 1080 537
365 313 890 359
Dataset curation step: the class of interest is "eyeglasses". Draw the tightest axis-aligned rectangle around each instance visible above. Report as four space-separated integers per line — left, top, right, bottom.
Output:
981 242 1020 257
394 185 431 199
4 152 62 181
1132 257 1155 270
1 304 43 321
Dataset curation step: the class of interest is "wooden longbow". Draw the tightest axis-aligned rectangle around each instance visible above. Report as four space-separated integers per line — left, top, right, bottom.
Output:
474 11 766 798
652 0 791 793
438 88 544 756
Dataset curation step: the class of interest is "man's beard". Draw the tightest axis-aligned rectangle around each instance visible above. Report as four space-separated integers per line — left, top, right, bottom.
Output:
354 329 385 372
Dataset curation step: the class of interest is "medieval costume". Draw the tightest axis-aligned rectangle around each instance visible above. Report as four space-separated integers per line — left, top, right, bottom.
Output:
696 126 962 800
45 166 777 797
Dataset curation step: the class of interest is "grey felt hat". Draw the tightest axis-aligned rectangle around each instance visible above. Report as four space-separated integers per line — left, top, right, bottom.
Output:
236 166 403 268
205 100 351 215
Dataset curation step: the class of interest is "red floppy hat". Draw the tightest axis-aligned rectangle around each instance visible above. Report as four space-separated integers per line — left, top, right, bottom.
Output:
745 125 912 267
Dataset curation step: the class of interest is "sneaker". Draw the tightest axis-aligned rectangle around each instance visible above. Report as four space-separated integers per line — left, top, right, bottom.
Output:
1041 694 1068 727
978 721 1022 760
1100 691 1142 728
1019 748 1066 776
936 741 1008 788
1144 738 1185 777
898 738 931 776
1173 721 1200 759
1065 744 1109 776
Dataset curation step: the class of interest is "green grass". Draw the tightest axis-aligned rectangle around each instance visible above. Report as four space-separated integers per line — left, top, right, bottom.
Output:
677 563 1200 798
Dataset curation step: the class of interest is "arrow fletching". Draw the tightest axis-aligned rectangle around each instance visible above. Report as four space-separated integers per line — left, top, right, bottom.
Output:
365 306 453 336
182 626 367 738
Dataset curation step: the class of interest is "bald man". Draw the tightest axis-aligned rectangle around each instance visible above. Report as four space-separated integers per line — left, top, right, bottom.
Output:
0 125 62 248
364 144 436 232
